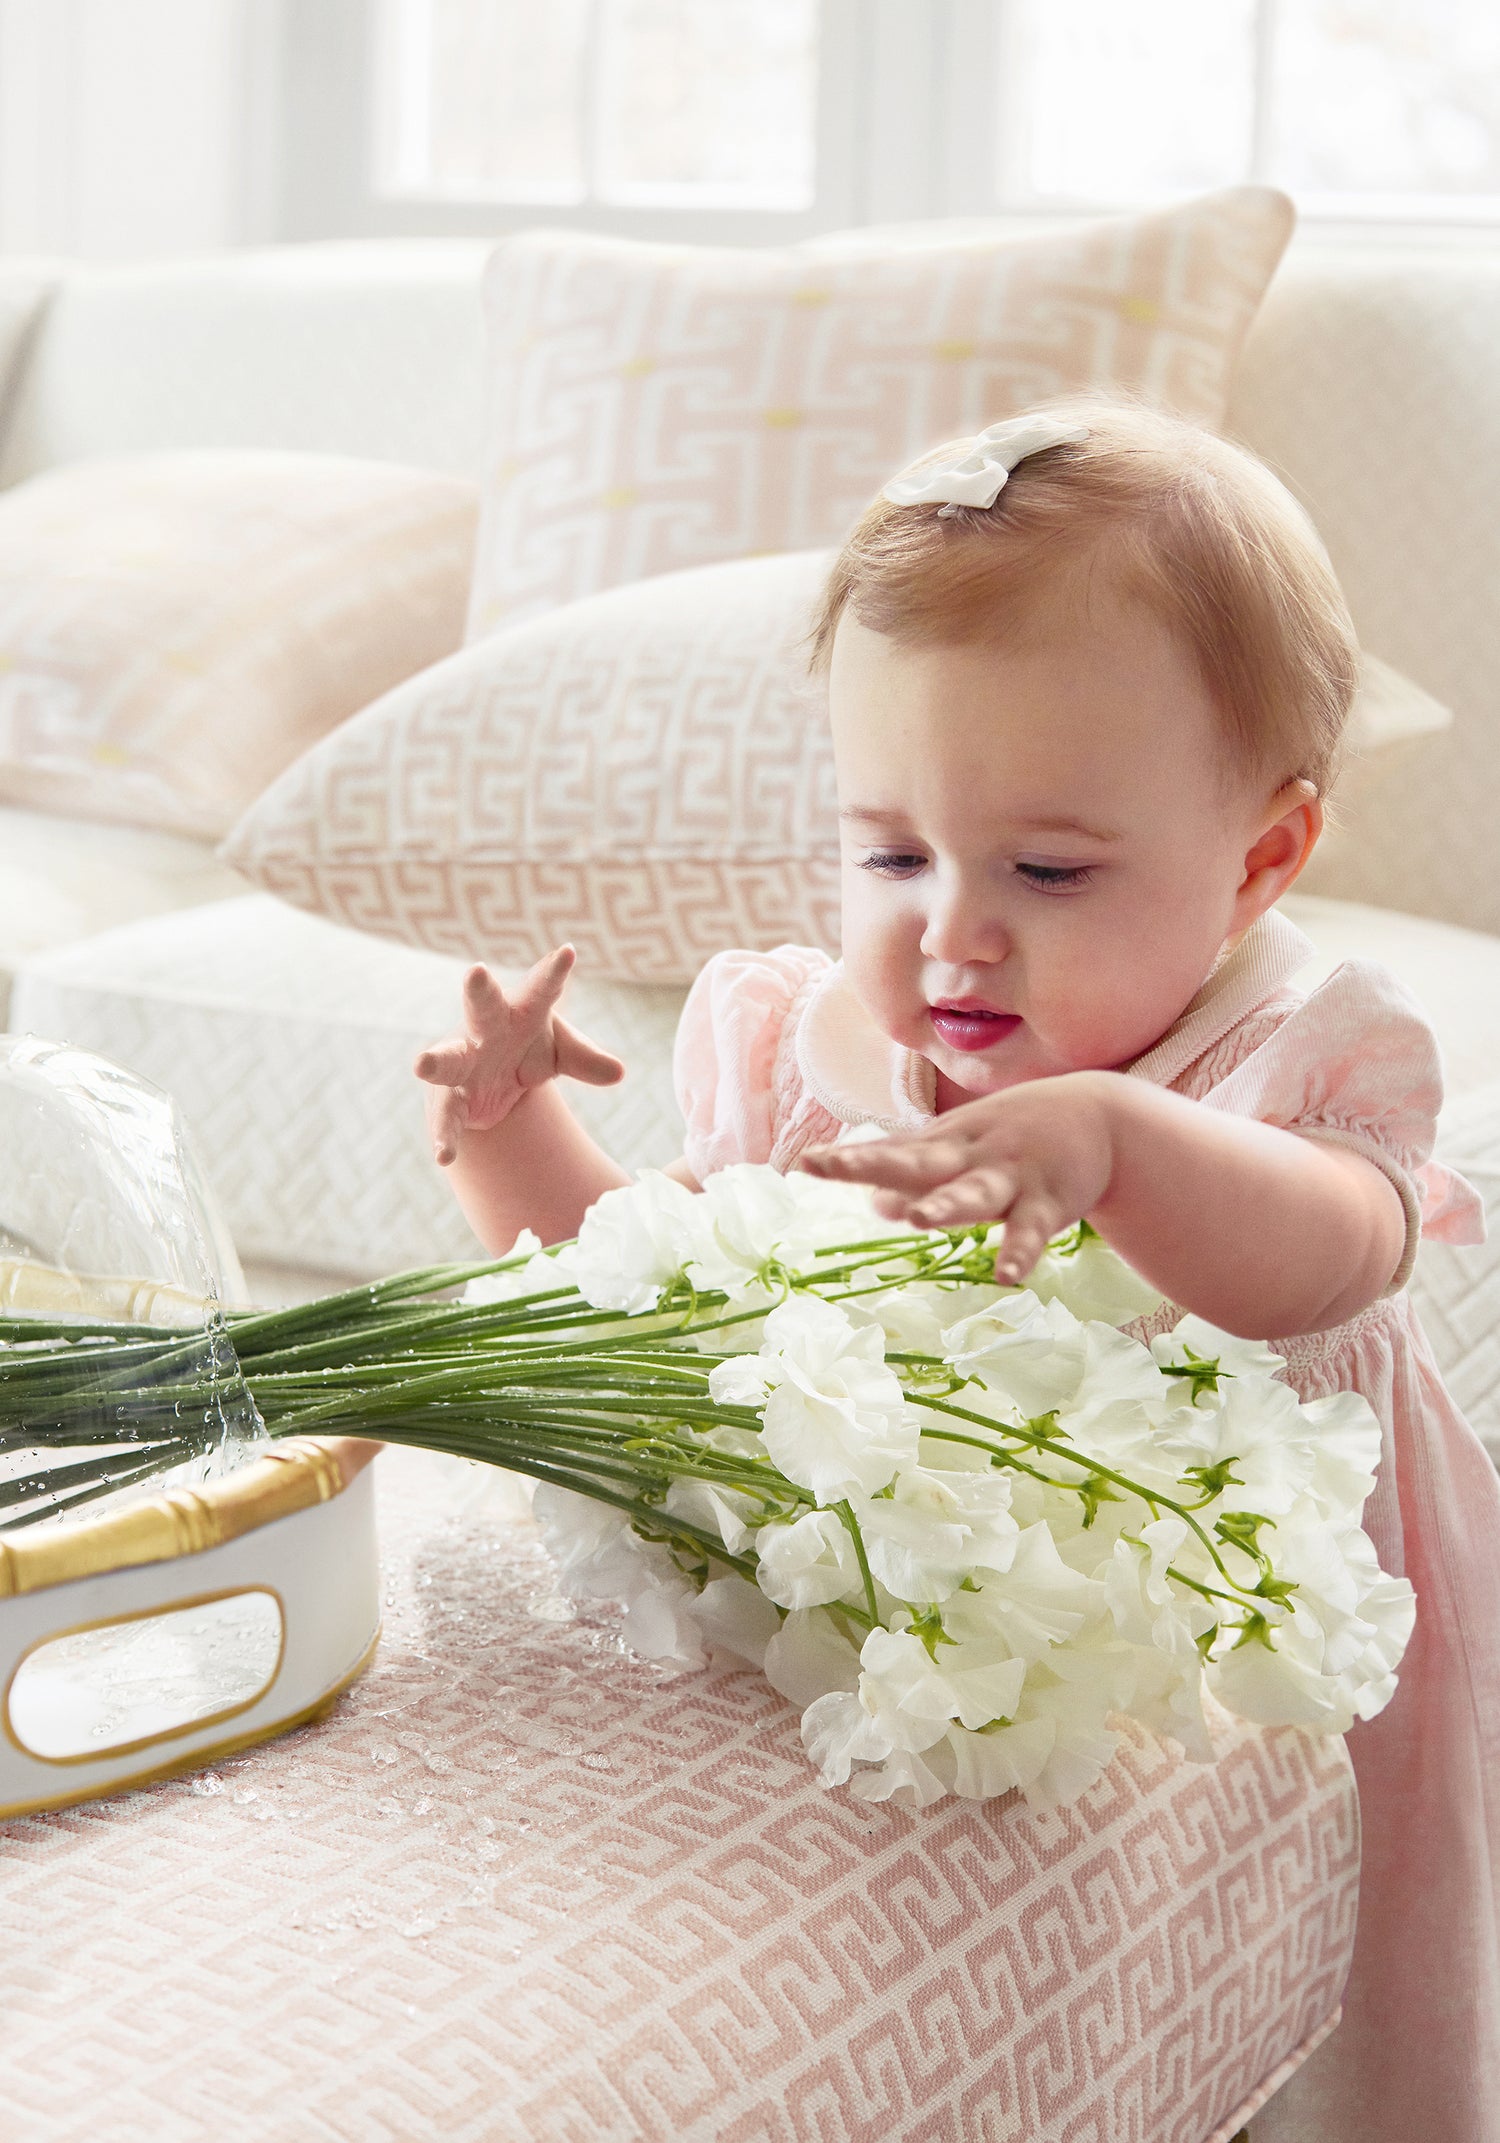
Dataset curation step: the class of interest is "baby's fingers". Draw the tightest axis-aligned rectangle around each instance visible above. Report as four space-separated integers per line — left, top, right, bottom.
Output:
413 1035 472 1086
990 1195 1066 1285
553 1017 625 1089
511 945 577 1023
427 1083 468 1169
801 1132 975 1196
905 1168 1018 1232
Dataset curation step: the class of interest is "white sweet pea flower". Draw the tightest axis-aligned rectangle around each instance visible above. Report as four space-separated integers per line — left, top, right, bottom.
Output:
463 1230 564 1305
857 1624 1028 1747
1207 1620 1344 1728
690 1575 780 1668
1025 1226 1164 1328
534 1485 707 1669
848 1743 954 1809
943 1714 1057 1800
849 1466 1018 1604
563 1171 697 1313
706 1353 772 1409
1179 1375 1316 1521
1103 1517 1191 1643
943 1291 1089 1418
687 1164 876 1299
619 1584 707 1671
800 1688 895 1785
946 1522 1104 1662
1000 1675 1123 1811
1300 1388 1384 1523
532 1484 639 1601
847 1279 1003 1359
1151 1316 1288 1390
754 1507 863 1609
663 1478 756 1556
753 1295 920 1502
764 1607 862 1707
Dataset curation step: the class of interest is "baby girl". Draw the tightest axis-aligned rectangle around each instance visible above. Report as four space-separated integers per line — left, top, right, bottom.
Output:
416 401 1498 2143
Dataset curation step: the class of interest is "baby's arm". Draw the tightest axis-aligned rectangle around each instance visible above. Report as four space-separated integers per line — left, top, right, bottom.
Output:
803 1071 1407 1338
415 948 635 1251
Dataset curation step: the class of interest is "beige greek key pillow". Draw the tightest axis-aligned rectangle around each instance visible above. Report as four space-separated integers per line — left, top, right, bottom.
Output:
465 186 1295 639
224 547 1447 987
0 453 478 838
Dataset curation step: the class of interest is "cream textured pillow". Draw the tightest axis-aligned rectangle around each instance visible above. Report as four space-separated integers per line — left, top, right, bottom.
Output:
466 187 1294 638
225 546 1446 987
0 453 478 838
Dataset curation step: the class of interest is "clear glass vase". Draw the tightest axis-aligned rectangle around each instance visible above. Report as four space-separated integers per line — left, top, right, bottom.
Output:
0 1034 265 1532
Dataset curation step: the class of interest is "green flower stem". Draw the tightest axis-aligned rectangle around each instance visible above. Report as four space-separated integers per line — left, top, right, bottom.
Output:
836 1498 882 1628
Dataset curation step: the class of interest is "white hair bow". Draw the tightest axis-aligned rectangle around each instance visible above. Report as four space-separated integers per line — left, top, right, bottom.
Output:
881 414 1090 510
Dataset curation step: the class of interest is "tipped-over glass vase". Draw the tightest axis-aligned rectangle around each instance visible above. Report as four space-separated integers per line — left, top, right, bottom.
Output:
0 1035 264 1532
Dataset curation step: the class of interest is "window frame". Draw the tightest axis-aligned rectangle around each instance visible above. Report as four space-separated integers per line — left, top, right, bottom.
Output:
276 0 1500 251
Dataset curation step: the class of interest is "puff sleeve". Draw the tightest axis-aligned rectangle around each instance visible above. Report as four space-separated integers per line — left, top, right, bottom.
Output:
1196 958 1486 1294
673 945 834 1185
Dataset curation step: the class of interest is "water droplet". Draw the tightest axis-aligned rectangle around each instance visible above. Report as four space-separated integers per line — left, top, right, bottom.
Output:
368 1743 398 1767
190 1772 223 1797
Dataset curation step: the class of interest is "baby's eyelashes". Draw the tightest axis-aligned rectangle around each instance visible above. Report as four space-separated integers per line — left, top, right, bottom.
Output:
1014 861 1094 890
857 850 928 878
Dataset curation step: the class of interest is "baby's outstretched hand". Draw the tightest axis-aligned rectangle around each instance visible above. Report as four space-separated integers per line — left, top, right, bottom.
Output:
800 1073 1115 1284
414 946 624 1167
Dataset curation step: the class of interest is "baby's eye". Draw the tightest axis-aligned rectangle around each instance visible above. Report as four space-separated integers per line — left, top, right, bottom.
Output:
858 851 927 878
1016 862 1094 891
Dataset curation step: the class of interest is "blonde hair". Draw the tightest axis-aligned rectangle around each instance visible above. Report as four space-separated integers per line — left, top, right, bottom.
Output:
811 398 1359 796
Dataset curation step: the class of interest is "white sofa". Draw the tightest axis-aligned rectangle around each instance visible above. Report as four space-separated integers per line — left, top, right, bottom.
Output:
1 234 1498 1455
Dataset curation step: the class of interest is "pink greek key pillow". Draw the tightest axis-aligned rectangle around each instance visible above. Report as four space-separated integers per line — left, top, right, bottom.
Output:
465 186 1294 638
225 551 837 984
225 540 1450 988
0 454 478 838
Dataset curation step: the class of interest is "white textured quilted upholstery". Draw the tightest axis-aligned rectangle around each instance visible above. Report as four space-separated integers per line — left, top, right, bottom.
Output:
10 897 687 1281
1407 1080 1500 1467
0 804 244 1026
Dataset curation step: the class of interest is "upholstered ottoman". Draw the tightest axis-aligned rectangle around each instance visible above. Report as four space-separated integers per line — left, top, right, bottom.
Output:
2 1448 1356 2142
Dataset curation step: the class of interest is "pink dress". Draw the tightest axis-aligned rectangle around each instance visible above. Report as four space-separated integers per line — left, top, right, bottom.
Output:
673 908 1499 2143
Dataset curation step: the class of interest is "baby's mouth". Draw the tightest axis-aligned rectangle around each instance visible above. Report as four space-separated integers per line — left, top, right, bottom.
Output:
928 1001 1022 1053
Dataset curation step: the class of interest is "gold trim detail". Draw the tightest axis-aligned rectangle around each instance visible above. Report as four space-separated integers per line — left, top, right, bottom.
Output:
2 1584 288 1768
0 1625 381 1821
0 1437 382 1600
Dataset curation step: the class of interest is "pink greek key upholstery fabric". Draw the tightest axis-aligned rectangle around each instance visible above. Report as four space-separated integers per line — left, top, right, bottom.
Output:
0 452 478 838
465 189 1292 638
2 1449 1356 2142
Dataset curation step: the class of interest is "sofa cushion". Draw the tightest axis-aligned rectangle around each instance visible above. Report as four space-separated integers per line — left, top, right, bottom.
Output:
0 804 243 1028
225 553 1449 990
466 188 1293 635
0 452 478 839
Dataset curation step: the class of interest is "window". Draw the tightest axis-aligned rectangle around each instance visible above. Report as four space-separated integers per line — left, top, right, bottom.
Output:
378 0 821 211
333 0 1500 244
996 0 1500 221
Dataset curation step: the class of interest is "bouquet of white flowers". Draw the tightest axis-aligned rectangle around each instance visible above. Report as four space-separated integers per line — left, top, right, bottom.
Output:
0 1163 1412 1813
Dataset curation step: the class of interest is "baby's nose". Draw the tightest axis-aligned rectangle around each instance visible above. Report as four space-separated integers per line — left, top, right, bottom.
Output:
918 896 1010 968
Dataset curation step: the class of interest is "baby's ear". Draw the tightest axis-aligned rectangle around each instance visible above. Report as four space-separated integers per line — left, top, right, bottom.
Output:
1237 781 1322 918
